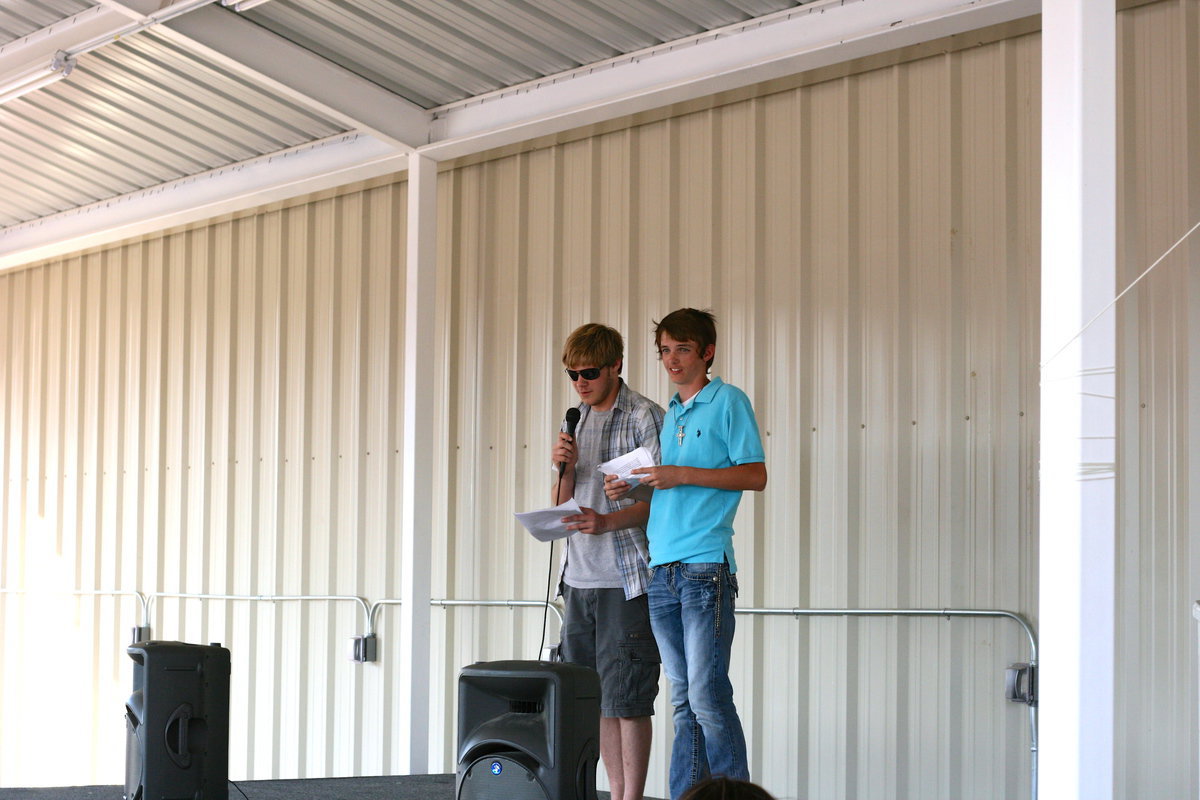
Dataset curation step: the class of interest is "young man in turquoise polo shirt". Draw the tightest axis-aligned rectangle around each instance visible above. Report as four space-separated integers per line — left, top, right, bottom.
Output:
618 308 767 800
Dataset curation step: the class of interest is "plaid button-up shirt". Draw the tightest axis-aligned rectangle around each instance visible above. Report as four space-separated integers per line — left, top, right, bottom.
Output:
560 380 664 599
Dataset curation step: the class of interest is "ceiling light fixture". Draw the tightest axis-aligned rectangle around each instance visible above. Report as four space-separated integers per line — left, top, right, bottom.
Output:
0 50 76 106
221 0 274 12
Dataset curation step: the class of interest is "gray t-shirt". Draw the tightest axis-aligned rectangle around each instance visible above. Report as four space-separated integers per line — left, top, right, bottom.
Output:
564 407 624 588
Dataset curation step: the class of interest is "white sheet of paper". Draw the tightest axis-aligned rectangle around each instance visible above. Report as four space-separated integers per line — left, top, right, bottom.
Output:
514 498 583 542
597 445 656 487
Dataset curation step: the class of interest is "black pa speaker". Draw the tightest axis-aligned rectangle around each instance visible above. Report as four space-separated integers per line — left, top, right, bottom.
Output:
125 641 231 800
456 660 600 800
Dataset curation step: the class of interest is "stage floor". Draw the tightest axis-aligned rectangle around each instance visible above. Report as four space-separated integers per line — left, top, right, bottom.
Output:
0 775 454 800
0 775 636 800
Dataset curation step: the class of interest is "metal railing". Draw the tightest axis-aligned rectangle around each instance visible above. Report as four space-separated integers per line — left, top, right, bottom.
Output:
429 598 565 626
429 598 1037 799
147 591 375 659
146 592 371 629
738 606 1036 656
0 586 149 620
0 587 1037 798
736 605 1038 800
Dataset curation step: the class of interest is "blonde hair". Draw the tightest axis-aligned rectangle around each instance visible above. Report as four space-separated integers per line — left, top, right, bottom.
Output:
562 323 624 370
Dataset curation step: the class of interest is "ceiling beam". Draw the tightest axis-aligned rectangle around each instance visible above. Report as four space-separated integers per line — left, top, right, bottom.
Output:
0 0 1039 271
159 4 431 151
424 0 1038 160
0 2 160 86
0 134 405 273
0 1 264 105
91 0 174 20
0 0 241 71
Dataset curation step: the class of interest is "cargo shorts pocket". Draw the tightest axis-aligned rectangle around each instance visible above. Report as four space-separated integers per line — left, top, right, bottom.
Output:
618 634 662 708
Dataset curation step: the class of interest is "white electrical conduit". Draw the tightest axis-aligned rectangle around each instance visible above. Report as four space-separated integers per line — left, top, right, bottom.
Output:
433 600 1039 800
145 591 371 633
0 589 1037 797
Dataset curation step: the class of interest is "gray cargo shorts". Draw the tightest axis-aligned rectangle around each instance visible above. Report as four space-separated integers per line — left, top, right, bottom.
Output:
560 585 661 718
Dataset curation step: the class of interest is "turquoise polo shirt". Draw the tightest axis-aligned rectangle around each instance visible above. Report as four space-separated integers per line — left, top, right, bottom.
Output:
646 377 765 571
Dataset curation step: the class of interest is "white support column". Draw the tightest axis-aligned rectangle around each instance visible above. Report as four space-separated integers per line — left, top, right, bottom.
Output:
1039 2 1116 798
399 153 438 773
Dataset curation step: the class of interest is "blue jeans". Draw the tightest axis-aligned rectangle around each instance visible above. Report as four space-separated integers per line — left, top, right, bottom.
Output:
647 561 748 800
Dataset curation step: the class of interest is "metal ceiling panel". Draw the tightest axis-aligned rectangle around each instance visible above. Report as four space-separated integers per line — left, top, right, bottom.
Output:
242 0 809 109
0 0 92 43
0 0 1041 269
0 28 348 227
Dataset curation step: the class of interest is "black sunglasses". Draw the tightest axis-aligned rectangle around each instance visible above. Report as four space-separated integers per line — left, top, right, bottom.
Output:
565 367 603 381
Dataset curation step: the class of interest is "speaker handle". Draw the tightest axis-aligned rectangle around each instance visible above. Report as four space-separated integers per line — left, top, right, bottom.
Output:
164 704 193 768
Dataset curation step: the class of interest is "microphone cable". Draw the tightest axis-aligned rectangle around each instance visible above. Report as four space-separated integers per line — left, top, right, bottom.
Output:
539 468 566 660
540 407 578 661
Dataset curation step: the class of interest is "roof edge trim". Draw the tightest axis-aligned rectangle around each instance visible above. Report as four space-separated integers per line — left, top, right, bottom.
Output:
0 133 406 273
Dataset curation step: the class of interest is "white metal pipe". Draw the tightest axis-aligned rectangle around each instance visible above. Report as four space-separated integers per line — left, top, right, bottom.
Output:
0 587 149 624
428 598 566 628
737 606 1037 661
3 585 1037 795
428 598 1036 798
738 605 1038 800
147 591 371 632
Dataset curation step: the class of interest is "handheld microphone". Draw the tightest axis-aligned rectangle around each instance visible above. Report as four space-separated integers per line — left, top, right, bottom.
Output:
559 407 581 476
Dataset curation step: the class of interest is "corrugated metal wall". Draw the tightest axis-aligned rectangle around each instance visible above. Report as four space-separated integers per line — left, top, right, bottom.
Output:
1 2 1198 798
434 31 1041 800
1115 2 1200 798
0 182 415 784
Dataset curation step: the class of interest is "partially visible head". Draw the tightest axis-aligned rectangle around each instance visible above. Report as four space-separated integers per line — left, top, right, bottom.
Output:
561 323 624 409
654 307 717 369
678 776 777 800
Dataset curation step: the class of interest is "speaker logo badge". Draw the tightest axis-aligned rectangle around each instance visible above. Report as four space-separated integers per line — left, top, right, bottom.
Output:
490 761 503 776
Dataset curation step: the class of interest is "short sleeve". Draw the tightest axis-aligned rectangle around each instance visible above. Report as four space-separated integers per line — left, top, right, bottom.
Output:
724 389 765 466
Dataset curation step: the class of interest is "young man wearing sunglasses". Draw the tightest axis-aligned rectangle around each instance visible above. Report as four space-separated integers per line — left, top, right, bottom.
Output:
610 308 767 800
552 323 666 800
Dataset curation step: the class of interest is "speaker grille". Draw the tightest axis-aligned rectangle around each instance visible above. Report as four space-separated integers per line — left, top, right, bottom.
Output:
457 661 600 800
459 755 548 800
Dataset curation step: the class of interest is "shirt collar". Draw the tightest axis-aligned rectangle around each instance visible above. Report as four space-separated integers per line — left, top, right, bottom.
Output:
669 376 724 410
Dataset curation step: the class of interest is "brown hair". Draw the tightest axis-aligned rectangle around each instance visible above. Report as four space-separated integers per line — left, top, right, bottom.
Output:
654 307 717 369
562 323 624 370
678 776 777 800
